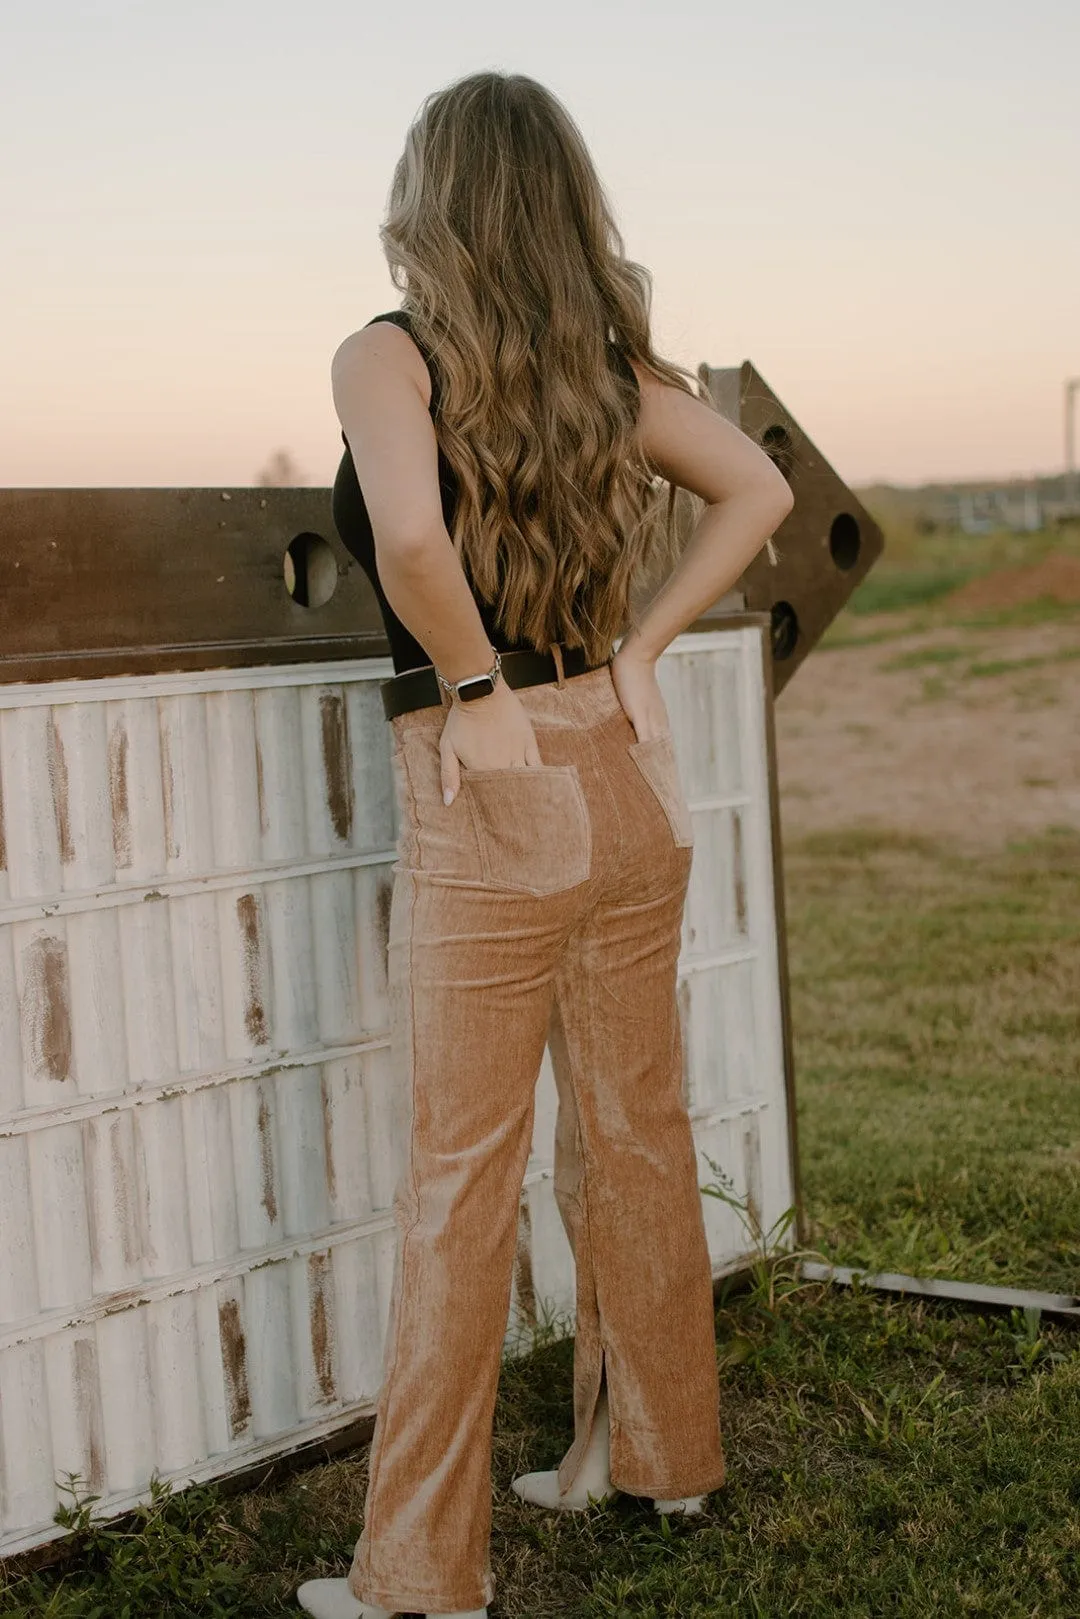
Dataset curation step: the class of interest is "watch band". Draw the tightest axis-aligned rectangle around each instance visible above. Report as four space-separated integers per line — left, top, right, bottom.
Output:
435 648 502 703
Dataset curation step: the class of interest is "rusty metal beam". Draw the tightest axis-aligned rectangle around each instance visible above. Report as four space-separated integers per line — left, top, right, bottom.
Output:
698 363 886 694
0 487 387 684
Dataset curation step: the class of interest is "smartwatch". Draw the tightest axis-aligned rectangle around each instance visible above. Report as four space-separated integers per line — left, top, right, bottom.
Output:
435 648 502 704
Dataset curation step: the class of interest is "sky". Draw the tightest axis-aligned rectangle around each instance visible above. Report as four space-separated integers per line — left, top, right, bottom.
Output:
2 0 1077 490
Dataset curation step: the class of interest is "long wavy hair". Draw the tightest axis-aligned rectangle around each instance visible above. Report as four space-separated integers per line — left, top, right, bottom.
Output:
380 70 712 665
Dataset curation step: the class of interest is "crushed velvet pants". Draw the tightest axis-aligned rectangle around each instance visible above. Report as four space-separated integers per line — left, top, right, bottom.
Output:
347 658 726 1614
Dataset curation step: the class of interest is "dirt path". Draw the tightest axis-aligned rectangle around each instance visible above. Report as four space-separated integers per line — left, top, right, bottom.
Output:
774 619 1080 850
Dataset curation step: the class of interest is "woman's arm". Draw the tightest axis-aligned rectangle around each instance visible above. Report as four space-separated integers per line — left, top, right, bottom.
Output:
330 322 543 795
618 361 795 665
330 321 497 687
608 362 794 740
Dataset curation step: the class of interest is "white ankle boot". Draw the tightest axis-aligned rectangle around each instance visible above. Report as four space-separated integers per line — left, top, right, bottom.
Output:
510 1387 706 1516
511 1381 618 1509
295 1578 486 1618
653 1495 706 1514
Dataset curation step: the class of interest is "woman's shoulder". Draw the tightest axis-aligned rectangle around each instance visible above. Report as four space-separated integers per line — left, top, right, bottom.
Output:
333 308 424 364
332 310 435 440
364 308 419 340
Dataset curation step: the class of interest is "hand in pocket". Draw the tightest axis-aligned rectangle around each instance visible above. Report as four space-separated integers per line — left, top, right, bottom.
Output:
609 645 672 742
439 681 542 805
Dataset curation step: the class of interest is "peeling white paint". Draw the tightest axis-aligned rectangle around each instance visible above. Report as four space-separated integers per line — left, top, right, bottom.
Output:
0 630 792 1554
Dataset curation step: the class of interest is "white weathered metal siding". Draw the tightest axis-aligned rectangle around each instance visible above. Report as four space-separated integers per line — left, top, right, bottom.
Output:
0 626 792 1556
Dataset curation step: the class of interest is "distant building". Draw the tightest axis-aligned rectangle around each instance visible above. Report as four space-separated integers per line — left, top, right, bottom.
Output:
858 474 1080 536
955 486 1042 534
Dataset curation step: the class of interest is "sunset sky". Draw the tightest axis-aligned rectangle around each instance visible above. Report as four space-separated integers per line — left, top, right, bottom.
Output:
2 0 1077 490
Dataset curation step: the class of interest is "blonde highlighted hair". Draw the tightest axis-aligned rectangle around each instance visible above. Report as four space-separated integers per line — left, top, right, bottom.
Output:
380 70 709 665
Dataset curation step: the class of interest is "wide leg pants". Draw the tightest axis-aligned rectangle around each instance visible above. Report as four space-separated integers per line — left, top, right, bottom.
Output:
347 659 726 1614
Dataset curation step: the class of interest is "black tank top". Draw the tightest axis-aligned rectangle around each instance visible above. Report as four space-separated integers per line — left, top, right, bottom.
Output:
331 308 639 675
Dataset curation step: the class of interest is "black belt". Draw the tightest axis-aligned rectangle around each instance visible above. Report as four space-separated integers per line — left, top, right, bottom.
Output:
381 644 607 721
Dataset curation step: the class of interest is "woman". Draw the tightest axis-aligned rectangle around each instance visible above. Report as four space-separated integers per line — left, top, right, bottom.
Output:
298 69 792 1619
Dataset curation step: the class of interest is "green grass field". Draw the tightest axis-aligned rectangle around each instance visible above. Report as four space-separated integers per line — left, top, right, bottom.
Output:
789 829 1080 1294
5 508 1078 1618
8 837 1077 1617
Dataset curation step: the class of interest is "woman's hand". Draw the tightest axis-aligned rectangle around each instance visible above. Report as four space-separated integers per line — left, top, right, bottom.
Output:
439 680 542 804
609 644 671 742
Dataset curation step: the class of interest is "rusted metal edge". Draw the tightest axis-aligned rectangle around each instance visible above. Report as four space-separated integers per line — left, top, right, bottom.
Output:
0 634 387 686
0 1036 390 1140
800 1260 1080 1321
0 613 763 687
682 609 770 635
0 851 392 927
0 615 763 695
757 623 805 1252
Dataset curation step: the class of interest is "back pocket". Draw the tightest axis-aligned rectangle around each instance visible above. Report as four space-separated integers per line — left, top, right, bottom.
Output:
628 731 695 848
462 763 592 895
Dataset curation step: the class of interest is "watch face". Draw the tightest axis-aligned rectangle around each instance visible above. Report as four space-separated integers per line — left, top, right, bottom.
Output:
457 674 496 702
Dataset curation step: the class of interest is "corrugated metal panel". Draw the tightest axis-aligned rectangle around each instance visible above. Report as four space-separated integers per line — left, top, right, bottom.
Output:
0 627 792 1555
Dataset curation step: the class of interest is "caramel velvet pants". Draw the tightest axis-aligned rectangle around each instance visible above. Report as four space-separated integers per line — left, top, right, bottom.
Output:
348 660 726 1614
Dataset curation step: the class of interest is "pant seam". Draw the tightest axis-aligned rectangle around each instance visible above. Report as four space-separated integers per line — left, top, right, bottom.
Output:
552 936 613 1495
396 732 424 873
583 721 625 894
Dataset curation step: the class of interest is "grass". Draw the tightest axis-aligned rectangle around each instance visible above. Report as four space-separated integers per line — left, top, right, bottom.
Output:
786 829 1080 1294
5 831 1079 1617
832 500 1080 629
953 597 1080 632
881 645 969 671
966 647 1080 679
844 569 974 617
880 644 1080 681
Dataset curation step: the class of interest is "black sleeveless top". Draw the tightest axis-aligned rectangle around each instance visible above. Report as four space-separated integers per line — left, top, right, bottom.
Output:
331 308 639 675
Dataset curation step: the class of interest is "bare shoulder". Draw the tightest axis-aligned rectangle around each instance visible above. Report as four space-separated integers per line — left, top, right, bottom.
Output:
624 353 793 511
624 355 702 426
625 354 695 404
330 320 431 408
624 353 715 441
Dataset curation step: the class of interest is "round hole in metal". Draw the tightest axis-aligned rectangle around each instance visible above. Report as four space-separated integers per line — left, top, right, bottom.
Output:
771 600 799 661
829 513 861 572
284 533 338 609
761 423 795 481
